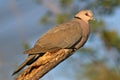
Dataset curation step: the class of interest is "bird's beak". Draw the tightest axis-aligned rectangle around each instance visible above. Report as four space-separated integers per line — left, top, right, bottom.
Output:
91 17 95 21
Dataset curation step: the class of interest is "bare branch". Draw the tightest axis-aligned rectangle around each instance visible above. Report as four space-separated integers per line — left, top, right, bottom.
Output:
16 49 74 80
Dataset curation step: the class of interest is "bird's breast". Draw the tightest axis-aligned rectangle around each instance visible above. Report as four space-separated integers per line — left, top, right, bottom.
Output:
80 20 90 38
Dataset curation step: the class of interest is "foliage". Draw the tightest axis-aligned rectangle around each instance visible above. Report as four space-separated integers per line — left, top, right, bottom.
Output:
55 13 71 24
101 30 120 51
86 0 120 15
83 63 120 80
90 20 105 33
22 42 30 50
40 11 53 24
59 0 73 8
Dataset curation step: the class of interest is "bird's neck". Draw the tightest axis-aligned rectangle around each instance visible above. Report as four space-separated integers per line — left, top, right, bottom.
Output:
73 17 90 37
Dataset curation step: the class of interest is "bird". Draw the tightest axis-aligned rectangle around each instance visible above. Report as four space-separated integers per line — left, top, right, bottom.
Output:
12 10 95 75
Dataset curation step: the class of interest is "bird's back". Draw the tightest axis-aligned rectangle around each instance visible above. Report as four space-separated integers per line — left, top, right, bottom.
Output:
24 18 84 54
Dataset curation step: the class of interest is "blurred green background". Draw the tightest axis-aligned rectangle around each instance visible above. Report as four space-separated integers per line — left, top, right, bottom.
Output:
0 0 120 80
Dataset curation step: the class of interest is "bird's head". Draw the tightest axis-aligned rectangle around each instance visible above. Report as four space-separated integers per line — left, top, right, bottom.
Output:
75 10 95 23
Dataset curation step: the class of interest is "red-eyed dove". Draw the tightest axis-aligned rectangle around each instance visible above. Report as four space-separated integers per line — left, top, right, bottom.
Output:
12 10 95 75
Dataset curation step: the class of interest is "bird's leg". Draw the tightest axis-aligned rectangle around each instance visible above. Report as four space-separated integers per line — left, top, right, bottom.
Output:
74 37 87 50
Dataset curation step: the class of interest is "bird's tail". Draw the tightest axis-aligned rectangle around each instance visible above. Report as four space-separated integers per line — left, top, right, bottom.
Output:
12 54 40 76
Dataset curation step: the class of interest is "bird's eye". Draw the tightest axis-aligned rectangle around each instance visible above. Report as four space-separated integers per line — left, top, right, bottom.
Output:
85 13 89 16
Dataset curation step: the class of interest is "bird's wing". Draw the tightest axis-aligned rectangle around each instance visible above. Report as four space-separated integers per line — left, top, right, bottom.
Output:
24 20 82 54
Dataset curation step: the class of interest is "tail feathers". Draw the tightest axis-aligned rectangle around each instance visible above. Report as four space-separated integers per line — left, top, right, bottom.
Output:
12 55 37 76
12 61 26 76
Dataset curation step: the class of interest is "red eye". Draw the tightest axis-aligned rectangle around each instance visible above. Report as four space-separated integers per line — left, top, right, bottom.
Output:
85 13 89 16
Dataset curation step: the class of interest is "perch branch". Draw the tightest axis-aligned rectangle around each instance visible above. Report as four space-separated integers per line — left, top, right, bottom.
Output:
16 49 74 80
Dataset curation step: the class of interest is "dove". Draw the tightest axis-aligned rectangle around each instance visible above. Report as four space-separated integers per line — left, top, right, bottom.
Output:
12 10 95 75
